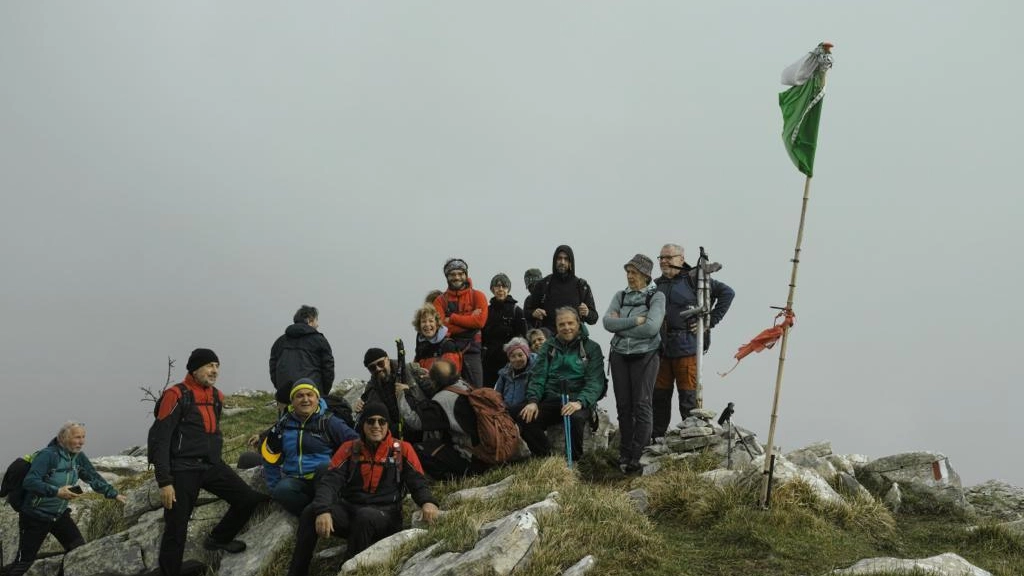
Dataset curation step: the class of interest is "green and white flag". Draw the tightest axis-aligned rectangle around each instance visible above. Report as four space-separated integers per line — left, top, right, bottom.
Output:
779 43 832 177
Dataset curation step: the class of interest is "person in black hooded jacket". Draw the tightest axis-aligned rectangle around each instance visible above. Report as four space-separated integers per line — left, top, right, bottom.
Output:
269 305 335 405
524 245 599 332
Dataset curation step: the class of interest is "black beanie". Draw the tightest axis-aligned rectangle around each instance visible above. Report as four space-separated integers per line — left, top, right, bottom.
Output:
363 347 388 367
358 401 390 428
186 348 219 373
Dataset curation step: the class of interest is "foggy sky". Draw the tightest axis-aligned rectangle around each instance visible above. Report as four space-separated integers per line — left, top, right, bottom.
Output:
1 1 1021 487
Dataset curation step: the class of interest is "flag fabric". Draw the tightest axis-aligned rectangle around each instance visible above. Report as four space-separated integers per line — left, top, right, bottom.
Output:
717 310 795 377
780 43 832 177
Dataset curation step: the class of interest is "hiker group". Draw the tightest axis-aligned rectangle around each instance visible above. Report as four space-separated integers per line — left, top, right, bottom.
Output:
2 243 733 576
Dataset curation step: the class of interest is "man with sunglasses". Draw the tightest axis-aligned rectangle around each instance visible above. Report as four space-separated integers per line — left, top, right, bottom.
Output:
285 402 439 576
355 348 429 441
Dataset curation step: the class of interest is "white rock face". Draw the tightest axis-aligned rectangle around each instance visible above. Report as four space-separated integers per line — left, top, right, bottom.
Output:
562 555 598 576
341 528 427 575
831 552 992 576
444 475 516 505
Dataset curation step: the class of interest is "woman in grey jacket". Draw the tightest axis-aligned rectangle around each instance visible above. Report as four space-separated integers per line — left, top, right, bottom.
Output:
603 254 666 474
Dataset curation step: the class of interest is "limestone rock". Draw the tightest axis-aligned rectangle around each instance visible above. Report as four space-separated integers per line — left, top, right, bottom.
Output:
884 483 902 513
451 511 540 575
411 508 449 529
860 451 968 512
88 455 151 477
627 489 649 514
688 408 716 420
445 475 516 505
831 552 991 575
218 510 297 576
58 502 227 576
700 469 743 487
966 480 1024 521
399 543 459 576
544 407 616 454
679 426 715 439
745 455 843 505
222 407 254 417
837 473 873 501
562 555 598 576
340 528 427 574
231 388 265 398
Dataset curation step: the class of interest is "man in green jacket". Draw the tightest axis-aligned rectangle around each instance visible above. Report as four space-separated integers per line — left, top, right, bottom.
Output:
8 421 126 576
518 307 605 462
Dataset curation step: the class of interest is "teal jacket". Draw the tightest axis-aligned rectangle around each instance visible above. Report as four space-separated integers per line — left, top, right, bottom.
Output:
526 325 606 409
22 438 118 521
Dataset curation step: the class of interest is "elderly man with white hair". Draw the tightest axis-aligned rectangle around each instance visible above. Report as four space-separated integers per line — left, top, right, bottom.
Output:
7 421 126 576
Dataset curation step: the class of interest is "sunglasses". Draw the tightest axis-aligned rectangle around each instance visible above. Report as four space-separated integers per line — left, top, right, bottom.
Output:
364 417 388 427
366 359 388 371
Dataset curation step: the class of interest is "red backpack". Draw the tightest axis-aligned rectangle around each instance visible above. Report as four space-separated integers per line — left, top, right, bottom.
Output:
445 386 520 465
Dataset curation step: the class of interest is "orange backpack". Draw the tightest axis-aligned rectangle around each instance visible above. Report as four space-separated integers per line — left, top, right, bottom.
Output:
444 386 520 465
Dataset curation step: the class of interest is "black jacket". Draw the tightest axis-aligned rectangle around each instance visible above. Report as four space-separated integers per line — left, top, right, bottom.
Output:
313 434 436 512
525 245 599 330
482 296 527 348
269 322 335 399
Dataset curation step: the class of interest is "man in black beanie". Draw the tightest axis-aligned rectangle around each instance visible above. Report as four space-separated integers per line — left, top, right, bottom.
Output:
149 348 268 576
355 347 426 440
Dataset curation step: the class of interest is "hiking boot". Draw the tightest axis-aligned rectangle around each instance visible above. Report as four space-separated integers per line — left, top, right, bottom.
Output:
623 461 643 475
203 536 246 554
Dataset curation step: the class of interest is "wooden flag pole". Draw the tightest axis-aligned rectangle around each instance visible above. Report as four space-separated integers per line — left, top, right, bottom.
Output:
759 175 812 507
760 43 832 508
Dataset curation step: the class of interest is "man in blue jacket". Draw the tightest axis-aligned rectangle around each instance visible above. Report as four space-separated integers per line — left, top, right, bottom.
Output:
652 243 735 440
8 422 125 576
261 379 358 515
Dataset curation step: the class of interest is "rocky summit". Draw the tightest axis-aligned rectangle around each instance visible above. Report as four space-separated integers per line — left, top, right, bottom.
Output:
3 385 1021 576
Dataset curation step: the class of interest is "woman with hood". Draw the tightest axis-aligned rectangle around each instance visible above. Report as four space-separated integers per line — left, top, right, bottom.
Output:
8 422 126 576
603 254 666 474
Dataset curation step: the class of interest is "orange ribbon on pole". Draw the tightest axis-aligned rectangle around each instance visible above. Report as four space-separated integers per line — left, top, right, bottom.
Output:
718 310 795 377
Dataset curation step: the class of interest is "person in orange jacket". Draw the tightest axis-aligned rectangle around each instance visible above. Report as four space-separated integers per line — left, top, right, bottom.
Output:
432 258 488 387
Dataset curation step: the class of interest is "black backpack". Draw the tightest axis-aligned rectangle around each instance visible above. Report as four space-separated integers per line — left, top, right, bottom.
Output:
1 451 41 512
146 383 223 465
324 395 355 429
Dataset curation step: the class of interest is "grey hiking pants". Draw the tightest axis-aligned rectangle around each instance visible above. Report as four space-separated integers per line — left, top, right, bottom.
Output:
610 350 659 464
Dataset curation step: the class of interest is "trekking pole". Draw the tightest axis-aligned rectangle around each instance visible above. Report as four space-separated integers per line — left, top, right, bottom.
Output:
694 247 710 410
395 338 406 440
560 380 573 469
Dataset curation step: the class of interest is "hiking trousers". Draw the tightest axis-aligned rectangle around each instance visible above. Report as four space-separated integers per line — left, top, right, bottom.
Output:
517 397 590 462
610 350 659 464
652 354 697 440
7 508 84 576
159 461 266 576
287 501 401 576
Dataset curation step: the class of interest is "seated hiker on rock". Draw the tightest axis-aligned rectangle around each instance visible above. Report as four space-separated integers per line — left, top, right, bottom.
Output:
402 359 496 480
412 304 463 374
285 402 439 576
355 347 430 442
494 337 536 416
260 379 359 516
518 307 606 463
6 421 126 576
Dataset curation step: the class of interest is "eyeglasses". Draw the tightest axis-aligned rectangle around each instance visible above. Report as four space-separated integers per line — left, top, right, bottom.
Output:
364 417 388 427
657 255 681 260
366 359 388 372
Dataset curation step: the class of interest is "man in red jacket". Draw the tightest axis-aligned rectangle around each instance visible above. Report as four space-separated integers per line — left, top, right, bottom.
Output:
432 258 488 387
285 402 439 576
